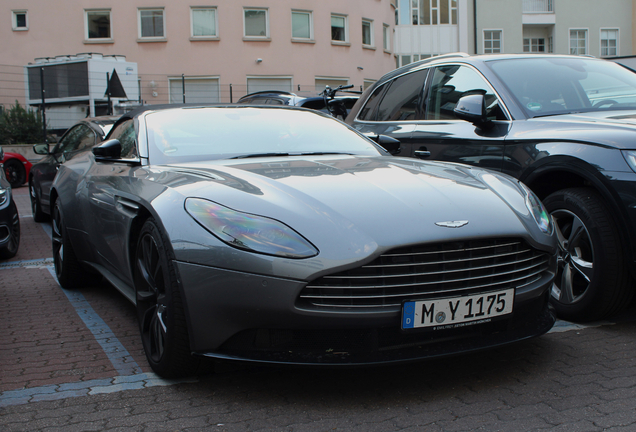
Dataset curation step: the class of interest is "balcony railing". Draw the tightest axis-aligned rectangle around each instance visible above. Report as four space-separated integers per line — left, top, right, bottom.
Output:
523 0 554 13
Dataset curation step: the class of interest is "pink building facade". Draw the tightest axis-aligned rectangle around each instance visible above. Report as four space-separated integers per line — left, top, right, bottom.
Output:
1 0 396 109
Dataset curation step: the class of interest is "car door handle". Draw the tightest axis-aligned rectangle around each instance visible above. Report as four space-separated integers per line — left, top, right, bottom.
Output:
414 150 431 159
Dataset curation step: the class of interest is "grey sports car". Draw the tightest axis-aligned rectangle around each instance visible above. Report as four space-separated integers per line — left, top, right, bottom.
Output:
51 105 557 377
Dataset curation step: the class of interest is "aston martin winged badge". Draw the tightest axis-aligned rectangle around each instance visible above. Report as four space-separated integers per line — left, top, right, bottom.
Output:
435 220 469 228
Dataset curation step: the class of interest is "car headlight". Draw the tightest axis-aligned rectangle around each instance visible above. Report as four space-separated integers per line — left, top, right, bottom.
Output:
622 150 636 173
185 198 319 259
520 183 552 234
0 188 8 206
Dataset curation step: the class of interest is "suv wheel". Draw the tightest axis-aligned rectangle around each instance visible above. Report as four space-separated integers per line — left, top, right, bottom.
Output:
543 188 633 322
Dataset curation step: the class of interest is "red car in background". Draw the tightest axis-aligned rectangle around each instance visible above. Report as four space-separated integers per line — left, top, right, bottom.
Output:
2 152 31 188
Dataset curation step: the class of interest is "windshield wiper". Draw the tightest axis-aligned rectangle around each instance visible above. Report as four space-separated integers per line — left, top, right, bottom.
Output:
231 152 291 159
231 152 352 159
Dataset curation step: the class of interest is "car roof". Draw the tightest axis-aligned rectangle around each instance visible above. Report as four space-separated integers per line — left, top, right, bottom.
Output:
375 53 601 85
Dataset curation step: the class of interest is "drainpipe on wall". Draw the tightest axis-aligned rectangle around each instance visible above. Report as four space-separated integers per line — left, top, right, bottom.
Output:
473 0 478 54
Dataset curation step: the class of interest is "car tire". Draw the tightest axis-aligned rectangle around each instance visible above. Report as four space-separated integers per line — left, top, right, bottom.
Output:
4 159 26 188
0 202 20 259
52 198 91 288
30 182 48 222
134 218 203 378
543 187 633 322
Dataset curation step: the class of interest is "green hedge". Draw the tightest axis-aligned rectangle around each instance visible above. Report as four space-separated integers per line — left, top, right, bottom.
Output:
0 101 45 145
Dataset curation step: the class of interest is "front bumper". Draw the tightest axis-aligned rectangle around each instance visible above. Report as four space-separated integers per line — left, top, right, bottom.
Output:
177 260 556 365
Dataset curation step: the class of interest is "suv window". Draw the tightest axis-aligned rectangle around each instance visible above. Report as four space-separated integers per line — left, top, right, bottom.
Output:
108 120 138 159
426 65 506 120
374 70 428 121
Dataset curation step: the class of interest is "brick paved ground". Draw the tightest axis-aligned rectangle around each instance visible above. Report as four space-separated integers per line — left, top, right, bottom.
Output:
2 185 636 431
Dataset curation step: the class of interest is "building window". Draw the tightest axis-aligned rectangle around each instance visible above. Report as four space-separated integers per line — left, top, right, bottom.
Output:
570 29 587 55
331 14 348 42
12 10 28 31
246 77 292 94
362 19 374 47
548 36 553 53
191 7 217 38
484 30 502 53
244 8 268 38
411 0 457 25
85 10 111 40
292 10 312 40
601 29 618 57
139 9 165 39
169 77 220 103
383 24 390 51
523 38 545 52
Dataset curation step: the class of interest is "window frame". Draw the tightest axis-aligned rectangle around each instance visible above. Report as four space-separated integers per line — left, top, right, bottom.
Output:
12 10 28 31
190 7 218 40
362 18 374 48
383 23 391 52
84 9 112 42
291 10 313 41
600 28 619 57
523 38 545 53
243 8 270 40
138 8 166 41
483 29 503 54
569 28 588 55
331 14 349 44
168 76 221 104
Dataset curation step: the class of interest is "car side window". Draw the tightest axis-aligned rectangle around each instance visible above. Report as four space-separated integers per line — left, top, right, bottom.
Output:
357 84 387 121
426 65 506 121
107 120 138 159
374 70 428 121
55 125 83 154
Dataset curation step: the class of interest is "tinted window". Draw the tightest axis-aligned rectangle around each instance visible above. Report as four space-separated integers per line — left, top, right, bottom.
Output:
426 65 505 120
489 57 636 117
108 120 138 159
375 69 428 121
56 124 95 154
357 84 386 120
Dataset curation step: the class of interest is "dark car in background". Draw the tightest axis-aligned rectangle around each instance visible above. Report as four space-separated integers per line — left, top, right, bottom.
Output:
346 53 636 322
237 90 359 120
29 115 118 221
51 105 556 377
0 147 20 259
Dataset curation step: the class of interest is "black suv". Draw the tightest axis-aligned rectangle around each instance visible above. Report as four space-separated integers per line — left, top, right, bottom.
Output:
346 53 636 322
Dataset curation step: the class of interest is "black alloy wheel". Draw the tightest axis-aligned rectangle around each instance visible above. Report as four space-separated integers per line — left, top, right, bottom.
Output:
30 182 48 222
0 203 20 259
52 199 90 288
4 159 26 188
134 218 202 378
543 188 632 322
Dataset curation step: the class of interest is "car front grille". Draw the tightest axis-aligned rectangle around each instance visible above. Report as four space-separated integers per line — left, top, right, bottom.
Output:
298 238 551 311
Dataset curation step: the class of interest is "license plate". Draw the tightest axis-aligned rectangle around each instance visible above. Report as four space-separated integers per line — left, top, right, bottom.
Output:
402 288 514 330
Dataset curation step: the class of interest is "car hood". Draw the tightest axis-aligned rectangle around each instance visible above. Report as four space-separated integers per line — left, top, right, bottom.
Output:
145 155 552 274
522 110 636 149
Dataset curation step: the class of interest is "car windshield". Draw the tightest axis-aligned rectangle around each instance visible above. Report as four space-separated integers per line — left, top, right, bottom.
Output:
144 107 382 164
488 57 636 118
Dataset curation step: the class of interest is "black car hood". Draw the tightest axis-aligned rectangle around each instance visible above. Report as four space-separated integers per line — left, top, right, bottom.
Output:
520 110 636 149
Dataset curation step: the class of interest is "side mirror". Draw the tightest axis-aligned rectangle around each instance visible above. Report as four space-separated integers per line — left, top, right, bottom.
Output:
33 143 50 156
370 134 401 155
93 139 122 160
454 94 493 129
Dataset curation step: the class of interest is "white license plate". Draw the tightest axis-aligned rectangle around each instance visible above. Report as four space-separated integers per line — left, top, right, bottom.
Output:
402 288 514 330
